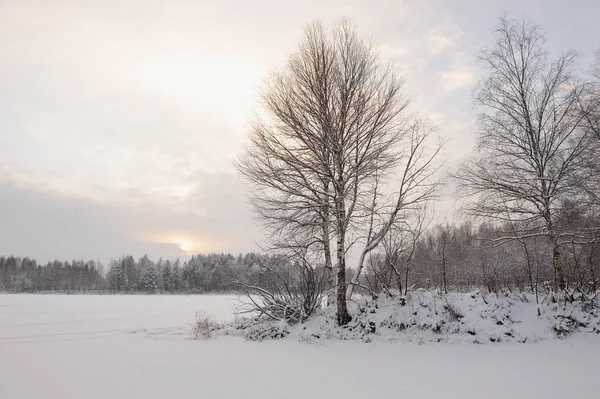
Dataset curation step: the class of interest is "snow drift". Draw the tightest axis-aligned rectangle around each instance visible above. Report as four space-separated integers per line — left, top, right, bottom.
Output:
231 289 600 343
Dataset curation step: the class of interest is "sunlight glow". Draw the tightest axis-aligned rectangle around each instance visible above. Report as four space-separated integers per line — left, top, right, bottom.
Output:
139 232 214 255
175 238 194 253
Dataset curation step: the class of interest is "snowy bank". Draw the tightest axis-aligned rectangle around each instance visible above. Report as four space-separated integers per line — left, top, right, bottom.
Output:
230 290 600 343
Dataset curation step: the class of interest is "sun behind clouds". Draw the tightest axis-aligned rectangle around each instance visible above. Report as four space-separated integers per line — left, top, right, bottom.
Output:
139 231 215 255
174 238 194 254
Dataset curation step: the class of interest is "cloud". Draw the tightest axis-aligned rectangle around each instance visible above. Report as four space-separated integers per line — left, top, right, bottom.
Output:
439 64 476 93
2 0 597 262
0 0 475 262
0 172 261 264
424 26 465 56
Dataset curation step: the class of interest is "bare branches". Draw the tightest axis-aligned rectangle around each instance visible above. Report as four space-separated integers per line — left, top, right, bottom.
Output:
455 16 594 289
347 121 442 297
573 50 600 211
235 254 327 324
237 19 437 325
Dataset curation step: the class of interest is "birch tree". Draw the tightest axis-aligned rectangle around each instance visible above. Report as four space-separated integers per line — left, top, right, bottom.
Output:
237 20 440 325
578 50 600 208
456 17 592 289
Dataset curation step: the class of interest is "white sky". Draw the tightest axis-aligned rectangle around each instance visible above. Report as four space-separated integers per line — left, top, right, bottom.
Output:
1 0 599 263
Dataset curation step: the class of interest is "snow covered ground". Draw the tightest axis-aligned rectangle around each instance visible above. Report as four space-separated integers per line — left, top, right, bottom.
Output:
275 290 600 344
1 294 600 399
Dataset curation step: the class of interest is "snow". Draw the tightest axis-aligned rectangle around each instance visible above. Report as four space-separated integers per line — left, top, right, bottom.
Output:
1 294 600 399
256 290 600 344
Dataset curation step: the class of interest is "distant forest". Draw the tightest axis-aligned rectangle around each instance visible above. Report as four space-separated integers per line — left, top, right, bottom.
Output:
0 253 271 294
2 211 599 296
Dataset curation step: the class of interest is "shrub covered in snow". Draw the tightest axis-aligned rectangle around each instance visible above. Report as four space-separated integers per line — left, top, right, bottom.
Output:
233 256 327 329
239 318 291 341
192 311 218 340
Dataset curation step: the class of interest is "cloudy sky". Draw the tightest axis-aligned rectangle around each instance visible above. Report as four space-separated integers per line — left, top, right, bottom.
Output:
1 0 599 264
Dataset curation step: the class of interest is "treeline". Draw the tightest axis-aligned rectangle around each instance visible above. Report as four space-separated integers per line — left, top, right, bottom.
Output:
0 253 278 294
360 205 600 298
104 253 269 293
2 215 598 297
0 257 104 293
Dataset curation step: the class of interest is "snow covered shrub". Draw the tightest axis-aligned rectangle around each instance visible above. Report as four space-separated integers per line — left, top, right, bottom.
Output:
443 301 464 322
546 289 600 337
240 318 290 341
553 315 576 337
192 311 217 340
235 255 327 326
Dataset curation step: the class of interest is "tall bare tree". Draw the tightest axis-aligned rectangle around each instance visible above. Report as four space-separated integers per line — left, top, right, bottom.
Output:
237 20 439 325
578 50 600 208
456 17 593 289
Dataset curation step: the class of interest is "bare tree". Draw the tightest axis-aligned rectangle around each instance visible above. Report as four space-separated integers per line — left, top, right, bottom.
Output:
236 24 337 293
237 20 440 325
577 50 600 208
456 17 593 289
346 122 441 299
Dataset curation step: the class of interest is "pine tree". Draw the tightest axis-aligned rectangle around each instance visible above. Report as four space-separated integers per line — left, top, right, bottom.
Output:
107 258 125 292
142 267 158 293
162 263 172 292
172 261 182 292
137 255 153 290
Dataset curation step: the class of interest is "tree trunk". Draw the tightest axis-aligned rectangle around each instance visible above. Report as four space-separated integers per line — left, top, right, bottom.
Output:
346 248 367 300
396 262 403 294
442 241 448 294
549 230 566 290
404 261 410 296
335 237 350 325
335 198 351 326
587 245 598 294
322 185 334 297
545 207 565 290
522 241 534 292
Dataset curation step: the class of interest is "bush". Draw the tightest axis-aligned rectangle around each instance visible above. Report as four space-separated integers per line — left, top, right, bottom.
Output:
192 311 217 340
240 318 290 341
235 255 327 325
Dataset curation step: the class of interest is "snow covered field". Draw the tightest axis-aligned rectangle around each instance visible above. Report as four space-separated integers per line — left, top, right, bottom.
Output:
1 294 600 399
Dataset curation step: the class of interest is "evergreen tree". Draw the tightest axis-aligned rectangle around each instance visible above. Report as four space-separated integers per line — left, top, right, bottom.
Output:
137 255 153 290
107 258 125 291
172 260 182 292
162 262 172 292
142 266 158 293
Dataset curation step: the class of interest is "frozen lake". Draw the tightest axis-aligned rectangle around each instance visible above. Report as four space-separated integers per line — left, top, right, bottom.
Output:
1 294 599 399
